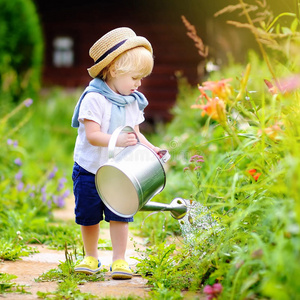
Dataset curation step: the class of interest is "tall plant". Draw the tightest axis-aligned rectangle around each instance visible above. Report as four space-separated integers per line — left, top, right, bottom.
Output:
0 0 43 112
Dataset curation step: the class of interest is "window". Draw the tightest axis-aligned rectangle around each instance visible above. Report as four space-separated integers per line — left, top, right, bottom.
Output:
53 37 74 67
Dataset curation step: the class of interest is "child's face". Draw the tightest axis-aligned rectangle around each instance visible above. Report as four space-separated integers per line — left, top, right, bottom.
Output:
106 71 143 96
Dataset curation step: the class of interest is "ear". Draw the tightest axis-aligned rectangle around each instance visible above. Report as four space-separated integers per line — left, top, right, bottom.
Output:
109 66 117 78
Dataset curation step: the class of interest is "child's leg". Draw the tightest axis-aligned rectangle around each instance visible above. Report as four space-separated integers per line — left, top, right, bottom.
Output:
110 221 129 261
81 223 100 259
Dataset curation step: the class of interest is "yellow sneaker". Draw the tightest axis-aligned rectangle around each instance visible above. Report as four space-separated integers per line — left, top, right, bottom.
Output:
110 259 133 279
74 256 101 274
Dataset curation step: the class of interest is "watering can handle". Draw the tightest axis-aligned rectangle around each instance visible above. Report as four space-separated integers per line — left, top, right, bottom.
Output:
108 125 171 163
108 126 139 160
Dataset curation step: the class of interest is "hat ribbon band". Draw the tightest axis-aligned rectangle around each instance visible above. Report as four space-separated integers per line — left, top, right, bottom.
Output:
94 39 127 64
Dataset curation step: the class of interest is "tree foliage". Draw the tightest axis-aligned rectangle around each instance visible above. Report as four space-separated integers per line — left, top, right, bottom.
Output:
0 0 43 112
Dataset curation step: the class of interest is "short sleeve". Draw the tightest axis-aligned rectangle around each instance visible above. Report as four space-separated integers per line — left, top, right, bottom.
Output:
137 109 145 124
78 93 104 125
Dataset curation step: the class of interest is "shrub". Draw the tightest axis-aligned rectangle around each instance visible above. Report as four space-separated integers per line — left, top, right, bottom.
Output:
0 0 43 112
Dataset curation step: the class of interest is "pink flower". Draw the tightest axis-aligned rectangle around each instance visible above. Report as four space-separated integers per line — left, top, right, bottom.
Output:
203 283 223 299
203 285 214 294
212 283 223 294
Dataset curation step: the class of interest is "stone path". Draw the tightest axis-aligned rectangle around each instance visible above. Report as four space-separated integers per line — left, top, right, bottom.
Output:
0 197 150 299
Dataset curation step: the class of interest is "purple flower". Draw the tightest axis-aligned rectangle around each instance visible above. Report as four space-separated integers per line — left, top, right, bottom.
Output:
42 193 47 202
15 170 23 180
63 189 70 198
23 98 33 107
14 158 22 166
48 167 58 180
56 195 65 208
57 177 67 191
7 139 18 147
17 181 24 191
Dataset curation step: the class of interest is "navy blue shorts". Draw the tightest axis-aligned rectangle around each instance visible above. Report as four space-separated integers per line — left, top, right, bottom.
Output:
72 162 134 226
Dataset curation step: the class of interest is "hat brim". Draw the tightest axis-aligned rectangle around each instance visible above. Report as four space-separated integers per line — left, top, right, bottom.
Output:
87 36 152 78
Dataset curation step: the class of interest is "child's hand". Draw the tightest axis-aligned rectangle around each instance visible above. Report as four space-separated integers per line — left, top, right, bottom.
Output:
116 133 138 147
152 146 161 154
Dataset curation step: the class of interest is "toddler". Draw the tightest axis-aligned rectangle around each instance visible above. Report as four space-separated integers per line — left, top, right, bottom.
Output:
71 27 160 279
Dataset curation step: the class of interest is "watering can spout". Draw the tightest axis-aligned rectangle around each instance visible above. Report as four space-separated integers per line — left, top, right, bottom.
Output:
140 197 188 220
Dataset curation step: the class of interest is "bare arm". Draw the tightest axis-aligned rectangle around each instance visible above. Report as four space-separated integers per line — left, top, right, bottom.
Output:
83 119 138 147
134 125 160 153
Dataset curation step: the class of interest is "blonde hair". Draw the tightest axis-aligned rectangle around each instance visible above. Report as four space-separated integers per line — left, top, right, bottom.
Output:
99 47 154 80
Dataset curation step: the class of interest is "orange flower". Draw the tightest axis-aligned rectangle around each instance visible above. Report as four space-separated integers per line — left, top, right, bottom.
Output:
191 86 227 124
248 169 257 176
202 78 233 100
253 173 261 181
258 122 283 141
247 169 261 181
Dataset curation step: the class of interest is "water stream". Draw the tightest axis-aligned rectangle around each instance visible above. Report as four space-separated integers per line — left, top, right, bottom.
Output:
179 200 222 247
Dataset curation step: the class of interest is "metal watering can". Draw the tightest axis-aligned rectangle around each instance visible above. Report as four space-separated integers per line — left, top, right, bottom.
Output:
95 126 187 220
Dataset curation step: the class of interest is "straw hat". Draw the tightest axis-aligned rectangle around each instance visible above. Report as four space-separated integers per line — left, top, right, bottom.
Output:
87 27 153 78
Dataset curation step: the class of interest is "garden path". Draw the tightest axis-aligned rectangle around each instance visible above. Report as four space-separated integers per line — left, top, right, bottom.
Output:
0 196 150 299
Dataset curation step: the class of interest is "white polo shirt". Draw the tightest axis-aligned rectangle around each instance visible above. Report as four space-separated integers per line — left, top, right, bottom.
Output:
73 92 145 174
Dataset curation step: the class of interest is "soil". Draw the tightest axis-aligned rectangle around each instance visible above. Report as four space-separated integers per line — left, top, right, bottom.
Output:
0 197 204 299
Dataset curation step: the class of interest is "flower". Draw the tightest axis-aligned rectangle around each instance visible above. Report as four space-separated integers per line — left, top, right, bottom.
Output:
192 97 226 123
48 167 58 180
252 172 261 181
247 169 257 176
7 139 18 147
57 177 67 191
14 158 22 166
202 78 233 100
203 283 223 299
203 285 214 294
258 122 283 141
190 155 204 162
212 283 223 294
264 74 300 95
23 98 33 107
247 169 261 181
17 181 24 191
191 87 227 124
15 170 23 180
264 79 278 95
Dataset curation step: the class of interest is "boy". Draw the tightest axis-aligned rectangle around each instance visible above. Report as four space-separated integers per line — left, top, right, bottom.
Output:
71 27 159 279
